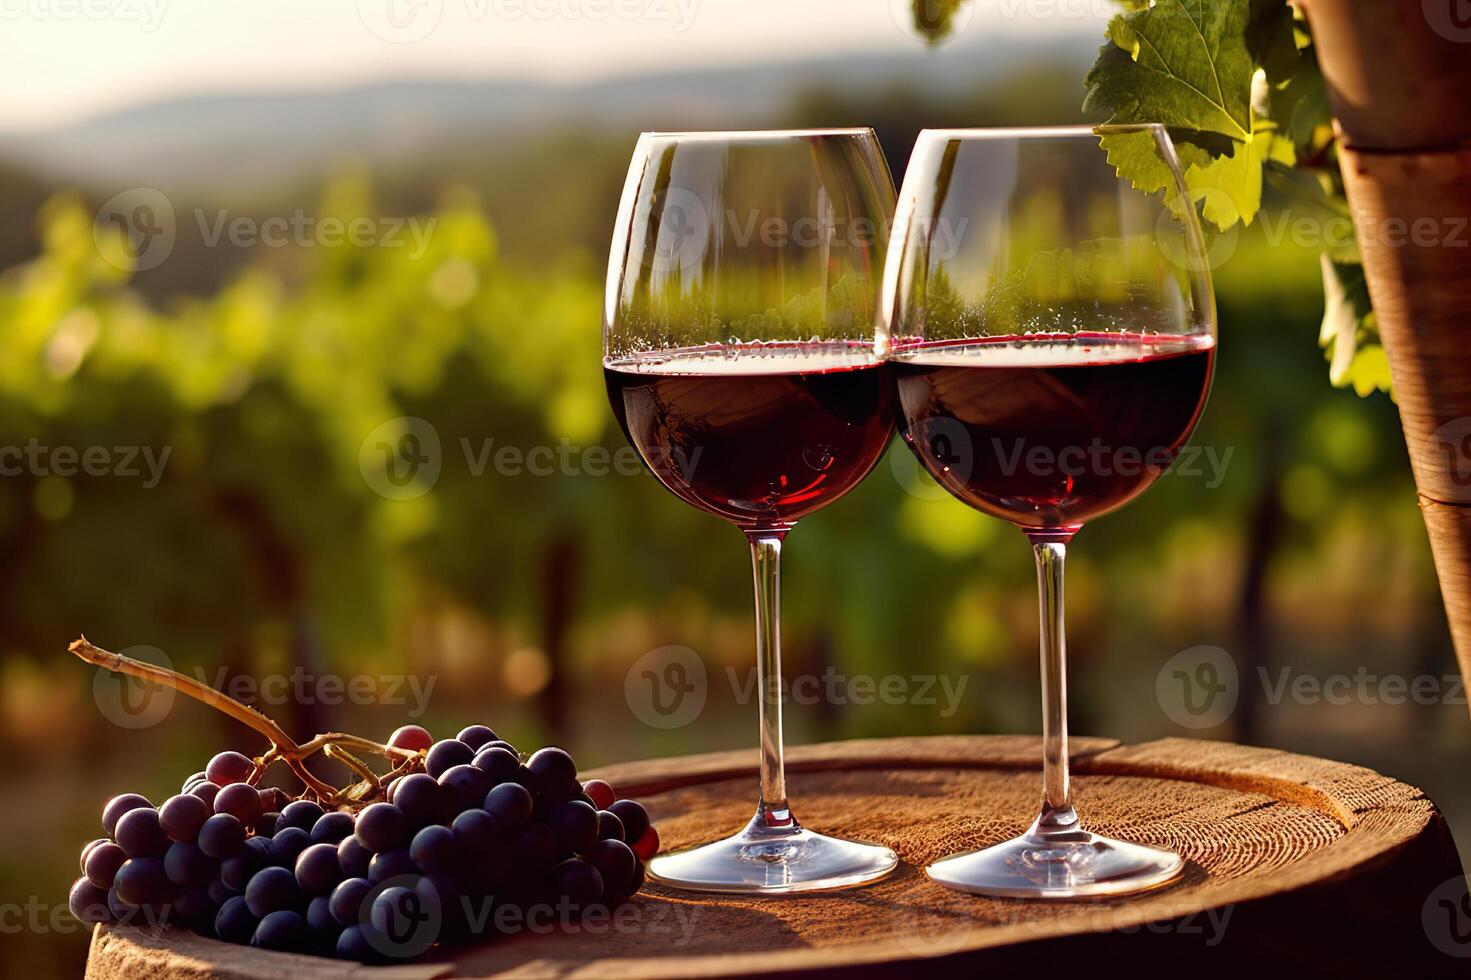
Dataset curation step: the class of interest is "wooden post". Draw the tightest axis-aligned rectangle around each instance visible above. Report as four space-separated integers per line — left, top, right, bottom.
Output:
1296 0 1471 710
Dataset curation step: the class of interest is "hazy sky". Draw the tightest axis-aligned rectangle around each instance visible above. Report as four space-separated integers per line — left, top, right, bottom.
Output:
0 0 1111 129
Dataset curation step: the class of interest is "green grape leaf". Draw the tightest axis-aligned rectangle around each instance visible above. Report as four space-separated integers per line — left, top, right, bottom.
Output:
908 0 971 45
1188 128 1296 227
1319 255 1389 396
1085 0 1254 142
1085 0 1270 229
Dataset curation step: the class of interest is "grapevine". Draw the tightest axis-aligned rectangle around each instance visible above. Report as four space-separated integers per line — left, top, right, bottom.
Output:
66 636 659 962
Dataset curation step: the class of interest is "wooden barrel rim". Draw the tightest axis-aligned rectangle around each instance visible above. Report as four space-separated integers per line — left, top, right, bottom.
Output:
86 735 1454 978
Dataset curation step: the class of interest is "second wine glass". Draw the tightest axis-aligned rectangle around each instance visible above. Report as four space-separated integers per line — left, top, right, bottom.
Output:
604 129 900 893
882 125 1217 898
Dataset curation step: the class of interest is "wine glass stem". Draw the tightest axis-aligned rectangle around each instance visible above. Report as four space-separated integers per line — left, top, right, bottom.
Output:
1031 538 1078 836
748 530 795 832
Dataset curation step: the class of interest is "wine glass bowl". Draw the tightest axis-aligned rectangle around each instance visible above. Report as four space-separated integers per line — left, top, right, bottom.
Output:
604 130 900 893
883 125 1216 898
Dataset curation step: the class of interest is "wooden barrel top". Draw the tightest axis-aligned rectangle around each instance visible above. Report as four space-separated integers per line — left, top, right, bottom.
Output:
86 736 1468 976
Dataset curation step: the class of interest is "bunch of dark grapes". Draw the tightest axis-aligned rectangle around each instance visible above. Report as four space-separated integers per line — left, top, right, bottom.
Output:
69 725 659 962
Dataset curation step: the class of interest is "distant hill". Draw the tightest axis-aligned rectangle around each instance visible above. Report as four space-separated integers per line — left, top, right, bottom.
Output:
0 33 1099 196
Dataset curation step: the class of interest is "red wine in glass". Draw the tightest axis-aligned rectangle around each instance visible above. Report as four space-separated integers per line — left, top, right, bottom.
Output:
606 342 895 529
893 332 1214 532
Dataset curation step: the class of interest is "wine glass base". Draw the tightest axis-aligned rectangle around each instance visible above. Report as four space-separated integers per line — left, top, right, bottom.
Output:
648 821 899 895
925 829 1184 900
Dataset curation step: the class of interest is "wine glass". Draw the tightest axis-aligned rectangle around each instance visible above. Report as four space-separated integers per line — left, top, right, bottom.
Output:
604 129 900 893
881 125 1216 898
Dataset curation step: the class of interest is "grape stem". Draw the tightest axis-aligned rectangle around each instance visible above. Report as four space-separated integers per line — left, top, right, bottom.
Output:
68 636 421 804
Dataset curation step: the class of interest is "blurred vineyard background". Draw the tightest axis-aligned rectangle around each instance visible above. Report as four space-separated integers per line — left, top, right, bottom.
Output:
1 24 1468 978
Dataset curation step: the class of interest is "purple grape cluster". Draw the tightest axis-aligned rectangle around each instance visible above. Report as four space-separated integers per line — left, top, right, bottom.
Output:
69 725 659 962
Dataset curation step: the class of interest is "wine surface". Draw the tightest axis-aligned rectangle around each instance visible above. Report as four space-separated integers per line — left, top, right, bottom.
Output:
606 344 894 529
892 333 1214 530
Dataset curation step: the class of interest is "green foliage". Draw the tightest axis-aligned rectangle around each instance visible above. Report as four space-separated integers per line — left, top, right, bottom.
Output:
1078 0 1383 395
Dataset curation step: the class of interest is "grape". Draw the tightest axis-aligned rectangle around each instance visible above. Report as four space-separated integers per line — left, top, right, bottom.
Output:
220 841 266 891
455 724 498 751
102 794 152 837
391 773 442 829
384 777 402 804
279 799 325 832
329 876 372 927
335 924 374 962
583 779 615 810
268 827 310 868
513 824 557 873
585 839 637 899
244 866 300 917
425 739 473 779
608 800 649 842
438 765 491 814
310 811 355 845
159 794 211 842
206 751 255 786
107 887 137 923
85 842 127 889
198 813 246 859
115 808 169 858
214 783 262 827
421 872 468 942
368 848 417 882
355 803 408 853
387 725 433 753
207 877 235 906
484 783 534 830
253 909 306 951
450 808 497 853
114 857 172 907
551 858 604 907
337 835 372 879
369 886 421 942
172 887 216 928
597 810 626 842
71 733 657 961
164 841 215 888
471 747 521 785
632 825 660 861
295 843 344 895
215 895 258 944
81 838 109 872
547 801 599 856
69 878 112 923
527 747 578 792
306 894 336 932
187 781 220 807
409 825 457 874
